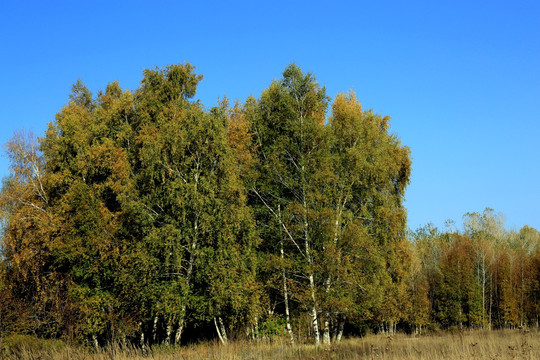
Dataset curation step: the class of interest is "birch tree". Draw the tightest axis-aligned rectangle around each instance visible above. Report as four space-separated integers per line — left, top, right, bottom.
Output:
249 64 329 345
133 64 260 344
320 92 410 341
0 131 64 336
39 80 136 345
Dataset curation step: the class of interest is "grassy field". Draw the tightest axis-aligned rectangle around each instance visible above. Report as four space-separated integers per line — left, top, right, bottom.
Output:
1 329 538 359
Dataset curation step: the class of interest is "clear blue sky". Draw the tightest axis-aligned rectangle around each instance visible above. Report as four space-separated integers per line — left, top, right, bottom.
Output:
1 1 538 231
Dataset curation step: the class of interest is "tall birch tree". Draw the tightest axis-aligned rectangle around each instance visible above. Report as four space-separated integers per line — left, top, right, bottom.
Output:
249 64 329 345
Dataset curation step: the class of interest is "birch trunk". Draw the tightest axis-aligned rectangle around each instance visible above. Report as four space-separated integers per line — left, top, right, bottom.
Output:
214 317 228 345
175 305 186 344
298 99 320 346
283 271 294 344
165 318 172 345
219 317 228 344
322 274 332 345
92 334 99 351
175 215 198 344
323 199 345 345
308 278 319 345
335 321 344 343
139 323 146 353
279 204 294 345
152 315 158 343
305 214 320 344
214 317 225 344
323 318 331 344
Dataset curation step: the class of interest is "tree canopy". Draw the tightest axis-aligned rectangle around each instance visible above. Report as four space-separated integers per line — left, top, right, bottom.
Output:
1 63 538 348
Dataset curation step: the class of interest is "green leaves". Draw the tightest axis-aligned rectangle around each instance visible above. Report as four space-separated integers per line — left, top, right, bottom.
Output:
0 62 427 344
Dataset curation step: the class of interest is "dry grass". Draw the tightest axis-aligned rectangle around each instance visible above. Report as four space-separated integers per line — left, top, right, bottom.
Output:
1 328 538 359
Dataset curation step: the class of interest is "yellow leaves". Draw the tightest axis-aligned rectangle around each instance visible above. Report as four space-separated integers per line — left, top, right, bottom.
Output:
85 140 130 194
333 91 362 117
225 100 255 173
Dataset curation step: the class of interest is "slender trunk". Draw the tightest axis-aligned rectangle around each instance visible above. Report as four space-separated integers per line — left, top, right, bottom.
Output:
283 273 294 344
323 203 344 345
139 323 146 353
176 215 198 344
308 273 319 345
219 317 228 344
214 317 226 345
323 317 331 345
302 182 320 345
175 305 186 344
279 205 294 345
214 317 228 345
92 334 99 351
165 318 172 345
336 321 344 343
152 315 159 344
298 105 319 346
174 302 187 343
322 274 332 345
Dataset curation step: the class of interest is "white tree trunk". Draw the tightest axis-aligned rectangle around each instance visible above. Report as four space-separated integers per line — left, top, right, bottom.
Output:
176 216 198 344
336 321 344 343
214 317 228 345
175 305 186 344
309 273 320 345
165 318 172 345
283 274 294 344
323 318 331 344
279 204 294 345
303 186 320 345
152 315 159 343
92 334 99 351
139 322 146 353
323 199 346 345
219 317 228 344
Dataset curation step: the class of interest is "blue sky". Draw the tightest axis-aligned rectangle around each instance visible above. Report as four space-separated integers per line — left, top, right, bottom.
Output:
1 1 538 231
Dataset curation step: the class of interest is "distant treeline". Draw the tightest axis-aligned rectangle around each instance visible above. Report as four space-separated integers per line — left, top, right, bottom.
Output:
0 64 538 348
409 211 539 333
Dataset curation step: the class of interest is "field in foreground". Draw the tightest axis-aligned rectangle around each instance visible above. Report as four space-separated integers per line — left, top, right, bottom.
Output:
2 329 538 360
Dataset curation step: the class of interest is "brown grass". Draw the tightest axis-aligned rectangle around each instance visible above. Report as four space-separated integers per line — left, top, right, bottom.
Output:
1 328 538 359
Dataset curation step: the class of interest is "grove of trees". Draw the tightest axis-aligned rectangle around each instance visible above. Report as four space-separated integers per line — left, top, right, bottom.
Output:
0 63 538 348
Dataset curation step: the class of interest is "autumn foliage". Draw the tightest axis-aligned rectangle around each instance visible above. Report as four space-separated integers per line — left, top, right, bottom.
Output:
0 64 538 349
